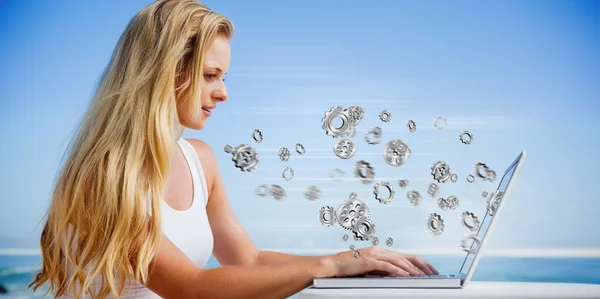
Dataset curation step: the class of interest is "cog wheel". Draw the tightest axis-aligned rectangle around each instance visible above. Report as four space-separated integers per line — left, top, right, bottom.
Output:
385 237 394 247
407 120 416 132
407 190 421 206
322 106 353 138
304 185 321 201
460 211 480 233
427 213 445 236
281 167 295 181
270 184 286 200
373 181 394 204
364 127 382 145
461 235 481 254
486 190 503 215
333 139 356 159
434 116 447 130
431 161 452 183
255 184 270 197
475 163 489 179
352 217 376 241
347 106 365 127
371 236 379 246
450 173 458 183
252 129 263 143
398 179 409 189
224 144 233 153
466 174 475 183
329 168 345 182
336 198 370 230
318 206 337 227
383 139 412 167
437 198 449 211
354 160 375 184
229 144 259 172
427 183 439 198
475 163 496 182
459 131 473 145
295 143 306 155
379 110 392 122
446 195 460 210
278 147 290 162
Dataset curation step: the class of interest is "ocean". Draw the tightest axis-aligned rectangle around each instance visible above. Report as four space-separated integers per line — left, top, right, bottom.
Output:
1 254 599 298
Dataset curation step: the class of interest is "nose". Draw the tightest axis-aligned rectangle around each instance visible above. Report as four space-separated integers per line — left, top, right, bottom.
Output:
213 82 228 102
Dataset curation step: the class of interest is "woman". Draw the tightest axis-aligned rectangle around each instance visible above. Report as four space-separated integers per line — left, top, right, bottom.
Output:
29 0 438 298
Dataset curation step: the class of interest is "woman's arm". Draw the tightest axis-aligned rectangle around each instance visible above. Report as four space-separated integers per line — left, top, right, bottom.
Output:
146 233 335 299
254 251 326 266
146 234 417 299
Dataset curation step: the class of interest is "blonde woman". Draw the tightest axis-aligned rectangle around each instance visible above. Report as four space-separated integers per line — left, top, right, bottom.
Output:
29 0 438 298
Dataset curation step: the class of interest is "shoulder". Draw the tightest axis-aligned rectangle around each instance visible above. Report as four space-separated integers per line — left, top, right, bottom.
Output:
185 138 214 157
185 138 219 168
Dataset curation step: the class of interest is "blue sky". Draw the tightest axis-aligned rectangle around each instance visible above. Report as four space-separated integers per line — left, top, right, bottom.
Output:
0 0 598 256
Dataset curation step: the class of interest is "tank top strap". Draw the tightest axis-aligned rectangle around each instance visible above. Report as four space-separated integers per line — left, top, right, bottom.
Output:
177 138 210 207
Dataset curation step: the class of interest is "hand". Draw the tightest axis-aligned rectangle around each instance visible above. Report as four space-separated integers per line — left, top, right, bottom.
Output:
326 246 439 278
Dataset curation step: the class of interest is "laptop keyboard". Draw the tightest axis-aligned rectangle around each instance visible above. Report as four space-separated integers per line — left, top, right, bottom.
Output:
375 274 454 278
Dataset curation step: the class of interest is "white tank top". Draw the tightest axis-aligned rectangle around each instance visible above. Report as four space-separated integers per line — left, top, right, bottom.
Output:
61 138 214 298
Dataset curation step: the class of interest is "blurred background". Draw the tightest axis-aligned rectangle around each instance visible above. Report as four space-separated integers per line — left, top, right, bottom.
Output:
0 0 598 298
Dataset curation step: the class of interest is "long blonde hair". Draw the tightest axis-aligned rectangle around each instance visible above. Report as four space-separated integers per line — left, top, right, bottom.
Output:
29 1 233 297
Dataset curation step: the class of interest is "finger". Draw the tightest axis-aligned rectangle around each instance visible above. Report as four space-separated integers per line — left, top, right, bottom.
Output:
414 257 439 275
401 259 426 276
373 248 425 276
407 255 438 275
387 257 424 276
375 251 422 276
406 256 434 275
368 258 410 277
427 262 439 275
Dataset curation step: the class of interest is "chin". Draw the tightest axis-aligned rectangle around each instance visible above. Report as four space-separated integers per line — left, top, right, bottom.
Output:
181 118 206 131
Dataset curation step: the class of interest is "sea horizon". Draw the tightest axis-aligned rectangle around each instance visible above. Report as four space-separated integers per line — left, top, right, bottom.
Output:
2 249 600 298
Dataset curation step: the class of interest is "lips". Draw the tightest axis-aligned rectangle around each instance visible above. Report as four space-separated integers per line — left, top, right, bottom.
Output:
201 107 213 117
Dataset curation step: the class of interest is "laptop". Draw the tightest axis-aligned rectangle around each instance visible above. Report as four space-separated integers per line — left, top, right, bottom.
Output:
313 151 527 289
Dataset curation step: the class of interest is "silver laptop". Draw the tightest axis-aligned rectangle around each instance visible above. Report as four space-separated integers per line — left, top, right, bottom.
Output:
313 151 527 289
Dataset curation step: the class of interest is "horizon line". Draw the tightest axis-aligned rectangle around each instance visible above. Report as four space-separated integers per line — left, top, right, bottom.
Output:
2 247 600 258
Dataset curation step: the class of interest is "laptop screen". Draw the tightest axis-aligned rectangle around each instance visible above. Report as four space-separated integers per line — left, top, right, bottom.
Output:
457 152 523 275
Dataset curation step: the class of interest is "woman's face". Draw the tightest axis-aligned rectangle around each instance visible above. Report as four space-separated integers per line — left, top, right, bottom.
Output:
178 34 230 130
